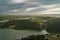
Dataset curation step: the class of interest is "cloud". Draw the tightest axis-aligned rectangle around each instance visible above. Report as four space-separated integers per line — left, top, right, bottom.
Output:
41 7 60 14
25 7 36 12
10 0 27 3
0 0 60 15
24 4 58 14
34 0 60 5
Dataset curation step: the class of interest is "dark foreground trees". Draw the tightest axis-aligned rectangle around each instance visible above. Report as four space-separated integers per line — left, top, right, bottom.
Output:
20 35 46 40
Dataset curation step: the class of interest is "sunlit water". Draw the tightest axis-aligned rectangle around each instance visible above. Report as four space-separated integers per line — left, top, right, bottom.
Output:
0 29 48 40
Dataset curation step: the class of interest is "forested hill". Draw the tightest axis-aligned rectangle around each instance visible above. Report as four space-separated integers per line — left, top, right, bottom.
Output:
47 18 60 33
0 16 60 33
0 20 41 31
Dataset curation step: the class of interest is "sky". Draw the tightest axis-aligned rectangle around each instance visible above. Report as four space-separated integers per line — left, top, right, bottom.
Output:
0 0 60 15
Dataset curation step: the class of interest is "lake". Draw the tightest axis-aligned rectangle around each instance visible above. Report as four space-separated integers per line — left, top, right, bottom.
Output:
0 29 48 40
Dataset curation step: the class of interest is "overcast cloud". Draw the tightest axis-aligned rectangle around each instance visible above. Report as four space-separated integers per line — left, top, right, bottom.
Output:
0 0 60 15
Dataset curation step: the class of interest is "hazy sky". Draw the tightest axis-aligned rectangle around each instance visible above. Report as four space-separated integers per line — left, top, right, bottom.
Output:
0 0 60 15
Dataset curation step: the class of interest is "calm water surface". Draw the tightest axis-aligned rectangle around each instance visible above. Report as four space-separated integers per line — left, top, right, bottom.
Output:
0 29 42 40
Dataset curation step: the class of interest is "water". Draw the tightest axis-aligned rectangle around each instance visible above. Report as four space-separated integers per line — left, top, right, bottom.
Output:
0 20 9 23
0 29 48 40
